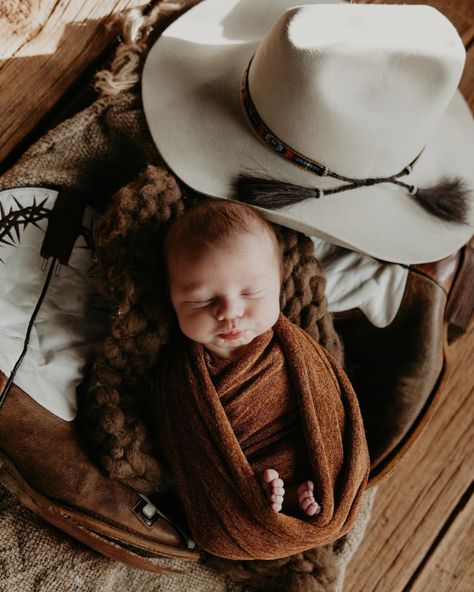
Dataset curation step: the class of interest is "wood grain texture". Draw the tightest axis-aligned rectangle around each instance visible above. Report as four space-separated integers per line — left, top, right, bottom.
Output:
409 487 474 592
345 326 474 591
0 0 145 164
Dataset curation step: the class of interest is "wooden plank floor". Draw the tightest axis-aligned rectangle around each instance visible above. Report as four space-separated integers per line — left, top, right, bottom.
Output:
1 1 473 591
0 0 146 172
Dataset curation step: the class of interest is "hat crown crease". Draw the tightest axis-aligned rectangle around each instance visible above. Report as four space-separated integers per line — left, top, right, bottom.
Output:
247 4 466 179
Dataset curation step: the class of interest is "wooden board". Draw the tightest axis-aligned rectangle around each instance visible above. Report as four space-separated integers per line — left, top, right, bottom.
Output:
410 487 474 592
0 0 146 166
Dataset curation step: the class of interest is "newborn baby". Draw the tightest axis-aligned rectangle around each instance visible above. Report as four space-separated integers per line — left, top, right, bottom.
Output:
153 198 369 560
165 198 319 517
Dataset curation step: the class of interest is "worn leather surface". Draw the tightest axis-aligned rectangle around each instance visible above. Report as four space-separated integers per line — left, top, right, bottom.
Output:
446 239 474 342
334 252 460 477
0 372 198 564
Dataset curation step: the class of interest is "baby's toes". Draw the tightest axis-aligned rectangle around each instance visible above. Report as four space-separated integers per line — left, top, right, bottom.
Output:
297 480 314 496
262 469 286 512
297 481 313 504
270 480 285 512
270 493 284 513
298 481 320 516
272 481 284 495
301 497 320 516
263 468 279 484
270 486 285 502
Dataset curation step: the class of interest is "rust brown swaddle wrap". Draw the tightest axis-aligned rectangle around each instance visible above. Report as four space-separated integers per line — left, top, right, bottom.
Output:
154 314 369 560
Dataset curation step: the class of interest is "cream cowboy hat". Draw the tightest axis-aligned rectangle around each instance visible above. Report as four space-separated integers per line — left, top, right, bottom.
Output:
142 0 474 264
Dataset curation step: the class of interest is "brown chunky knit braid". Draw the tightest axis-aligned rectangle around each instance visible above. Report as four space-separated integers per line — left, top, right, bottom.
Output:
79 165 184 492
277 226 343 362
79 163 343 495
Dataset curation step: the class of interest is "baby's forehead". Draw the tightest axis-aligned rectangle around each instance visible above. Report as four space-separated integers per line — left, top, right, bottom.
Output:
174 225 277 257
167 229 280 285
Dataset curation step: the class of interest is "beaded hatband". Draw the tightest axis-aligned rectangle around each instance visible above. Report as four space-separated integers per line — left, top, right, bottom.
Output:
240 59 420 198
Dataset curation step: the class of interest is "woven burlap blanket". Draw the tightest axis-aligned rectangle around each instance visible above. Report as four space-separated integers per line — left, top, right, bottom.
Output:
0 483 376 592
0 2 376 590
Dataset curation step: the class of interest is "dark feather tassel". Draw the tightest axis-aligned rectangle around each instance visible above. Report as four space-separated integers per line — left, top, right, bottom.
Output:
235 174 471 224
414 177 470 223
235 175 317 209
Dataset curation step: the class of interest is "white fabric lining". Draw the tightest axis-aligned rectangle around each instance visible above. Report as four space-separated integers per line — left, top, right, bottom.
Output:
0 188 108 421
313 238 408 328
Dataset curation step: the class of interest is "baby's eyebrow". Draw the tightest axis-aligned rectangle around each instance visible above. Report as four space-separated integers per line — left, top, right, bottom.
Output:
245 274 270 285
174 277 210 293
180 282 205 292
243 273 268 282
176 272 272 298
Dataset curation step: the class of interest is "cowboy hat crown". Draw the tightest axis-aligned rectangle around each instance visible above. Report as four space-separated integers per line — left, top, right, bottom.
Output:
142 0 474 264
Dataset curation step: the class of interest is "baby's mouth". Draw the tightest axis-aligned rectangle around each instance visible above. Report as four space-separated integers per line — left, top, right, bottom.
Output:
218 329 246 340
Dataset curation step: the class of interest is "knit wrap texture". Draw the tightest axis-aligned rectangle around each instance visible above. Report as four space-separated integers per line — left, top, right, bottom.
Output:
155 314 369 559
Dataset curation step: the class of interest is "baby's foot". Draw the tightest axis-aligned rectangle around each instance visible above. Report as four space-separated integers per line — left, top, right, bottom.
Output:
262 469 285 513
298 480 320 516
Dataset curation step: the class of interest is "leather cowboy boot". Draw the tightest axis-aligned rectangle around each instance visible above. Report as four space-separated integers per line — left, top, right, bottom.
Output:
334 241 473 484
0 186 197 572
0 183 471 569
0 372 198 572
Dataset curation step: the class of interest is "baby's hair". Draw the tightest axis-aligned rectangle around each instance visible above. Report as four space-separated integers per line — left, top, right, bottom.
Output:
164 198 280 265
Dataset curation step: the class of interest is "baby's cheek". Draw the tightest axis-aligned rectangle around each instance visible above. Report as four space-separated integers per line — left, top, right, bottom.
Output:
271 300 281 324
177 310 203 338
259 298 280 327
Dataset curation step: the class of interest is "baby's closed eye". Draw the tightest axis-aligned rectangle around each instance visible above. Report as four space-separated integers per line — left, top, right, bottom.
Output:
242 289 265 298
187 298 215 308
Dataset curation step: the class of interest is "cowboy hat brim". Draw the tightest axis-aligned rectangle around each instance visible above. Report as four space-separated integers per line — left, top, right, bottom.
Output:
142 0 474 264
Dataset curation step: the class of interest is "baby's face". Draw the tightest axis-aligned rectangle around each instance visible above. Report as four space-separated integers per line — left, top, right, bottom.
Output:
168 230 281 359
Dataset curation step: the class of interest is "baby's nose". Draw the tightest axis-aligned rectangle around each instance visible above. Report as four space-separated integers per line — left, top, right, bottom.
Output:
216 298 244 321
